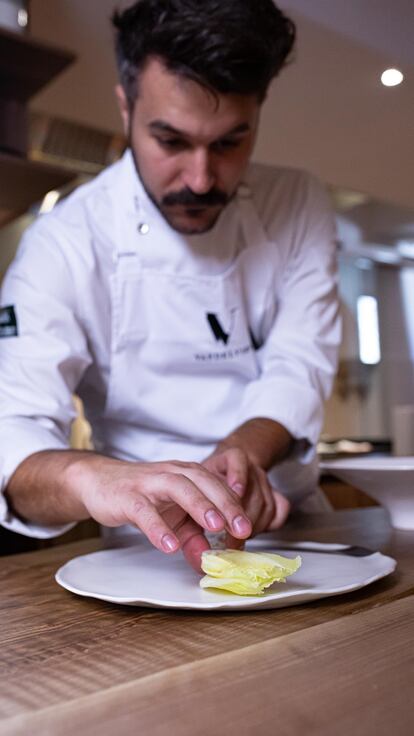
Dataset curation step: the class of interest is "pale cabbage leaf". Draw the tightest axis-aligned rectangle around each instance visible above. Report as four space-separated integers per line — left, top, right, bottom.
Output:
200 549 302 596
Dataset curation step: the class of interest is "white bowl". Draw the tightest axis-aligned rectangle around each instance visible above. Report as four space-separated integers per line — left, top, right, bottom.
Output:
320 455 414 530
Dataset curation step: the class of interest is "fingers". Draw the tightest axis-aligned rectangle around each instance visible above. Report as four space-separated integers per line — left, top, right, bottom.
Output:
154 504 211 573
223 467 268 548
204 448 249 497
267 490 291 529
224 533 246 551
224 470 290 547
243 480 291 534
202 450 291 537
126 497 211 572
123 467 290 571
225 487 290 547
176 518 211 573
129 466 252 545
153 467 252 540
242 467 275 534
135 500 212 573
78 456 253 562
126 496 182 554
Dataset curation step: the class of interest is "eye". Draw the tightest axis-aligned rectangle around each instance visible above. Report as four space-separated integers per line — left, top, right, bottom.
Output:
155 137 187 152
211 138 243 153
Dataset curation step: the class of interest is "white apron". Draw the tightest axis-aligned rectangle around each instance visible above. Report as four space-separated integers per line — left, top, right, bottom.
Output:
96 180 328 526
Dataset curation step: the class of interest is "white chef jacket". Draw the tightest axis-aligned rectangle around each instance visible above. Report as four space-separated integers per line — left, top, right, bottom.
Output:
0 150 341 538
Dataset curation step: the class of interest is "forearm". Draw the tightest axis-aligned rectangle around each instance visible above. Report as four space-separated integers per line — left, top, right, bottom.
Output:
5 449 103 525
216 418 293 471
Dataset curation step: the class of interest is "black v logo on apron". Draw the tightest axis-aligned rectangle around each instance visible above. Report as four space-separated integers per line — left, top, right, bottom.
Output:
207 313 231 345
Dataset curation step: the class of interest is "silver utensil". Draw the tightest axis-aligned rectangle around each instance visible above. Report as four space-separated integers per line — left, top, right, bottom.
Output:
248 540 376 557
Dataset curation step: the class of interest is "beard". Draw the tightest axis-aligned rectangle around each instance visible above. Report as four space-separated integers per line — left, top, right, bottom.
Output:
129 146 233 235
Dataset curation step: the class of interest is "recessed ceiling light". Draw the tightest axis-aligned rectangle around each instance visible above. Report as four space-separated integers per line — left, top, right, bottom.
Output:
381 68 404 87
17 9 28 28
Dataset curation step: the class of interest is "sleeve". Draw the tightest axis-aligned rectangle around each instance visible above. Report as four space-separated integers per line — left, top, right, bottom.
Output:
237 174 341 457
0 220 92 538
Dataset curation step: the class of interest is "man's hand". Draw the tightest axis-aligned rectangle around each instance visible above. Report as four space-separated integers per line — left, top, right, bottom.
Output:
6 451 252 573
74 456 255 570
203 446 291 547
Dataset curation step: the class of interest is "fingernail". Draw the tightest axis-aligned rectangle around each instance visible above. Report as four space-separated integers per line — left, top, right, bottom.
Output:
205 509 225 531
232 515 251 536
162 534 179 553
232 483 244 496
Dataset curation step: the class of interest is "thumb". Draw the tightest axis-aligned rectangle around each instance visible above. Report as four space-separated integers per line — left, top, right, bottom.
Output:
177 518 211 574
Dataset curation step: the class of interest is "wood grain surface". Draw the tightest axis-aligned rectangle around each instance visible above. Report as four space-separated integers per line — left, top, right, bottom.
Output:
1 508 413 735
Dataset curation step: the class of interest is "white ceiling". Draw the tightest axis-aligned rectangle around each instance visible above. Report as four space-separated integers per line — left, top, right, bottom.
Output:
29 0 414 208
282 0 414 67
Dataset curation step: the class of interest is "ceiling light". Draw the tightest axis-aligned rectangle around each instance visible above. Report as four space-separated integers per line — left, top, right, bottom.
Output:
17 9 29 28
357 296 381 365
381 68 404 87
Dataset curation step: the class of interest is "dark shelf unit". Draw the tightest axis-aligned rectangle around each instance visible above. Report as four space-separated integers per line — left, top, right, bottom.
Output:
0 25 75 101
0 27 77 224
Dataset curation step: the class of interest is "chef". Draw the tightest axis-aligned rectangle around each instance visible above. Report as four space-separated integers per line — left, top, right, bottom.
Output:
0 0 341 571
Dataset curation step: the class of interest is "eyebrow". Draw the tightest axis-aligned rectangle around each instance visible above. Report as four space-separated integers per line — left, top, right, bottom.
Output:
148 121 251 138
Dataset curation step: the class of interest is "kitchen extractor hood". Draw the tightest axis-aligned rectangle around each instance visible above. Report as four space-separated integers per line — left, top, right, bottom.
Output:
29 111 126 177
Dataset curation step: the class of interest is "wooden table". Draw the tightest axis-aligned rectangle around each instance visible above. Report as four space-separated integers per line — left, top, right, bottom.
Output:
1 508 413 736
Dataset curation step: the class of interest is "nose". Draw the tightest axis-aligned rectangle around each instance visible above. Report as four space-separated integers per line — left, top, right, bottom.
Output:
182 148 215 194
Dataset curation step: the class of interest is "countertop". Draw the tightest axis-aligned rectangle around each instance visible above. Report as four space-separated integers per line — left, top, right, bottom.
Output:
1 508 413 735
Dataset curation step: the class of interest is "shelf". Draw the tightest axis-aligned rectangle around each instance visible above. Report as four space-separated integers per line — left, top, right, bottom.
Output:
0 152 76 227
0 27 77 224
0 26 75 101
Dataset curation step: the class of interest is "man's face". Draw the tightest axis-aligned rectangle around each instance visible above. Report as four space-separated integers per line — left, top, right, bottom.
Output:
116 58 260 234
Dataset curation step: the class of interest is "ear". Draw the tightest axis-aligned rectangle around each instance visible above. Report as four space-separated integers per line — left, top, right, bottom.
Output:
115 84 131 136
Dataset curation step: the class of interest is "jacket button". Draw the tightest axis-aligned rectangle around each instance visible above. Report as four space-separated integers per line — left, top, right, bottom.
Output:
138 223 150 235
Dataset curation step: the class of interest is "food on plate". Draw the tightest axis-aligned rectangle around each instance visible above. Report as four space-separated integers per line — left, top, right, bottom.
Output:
200 549 302 596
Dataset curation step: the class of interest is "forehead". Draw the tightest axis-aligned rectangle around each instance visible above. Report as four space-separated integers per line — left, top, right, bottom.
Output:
133 58 260 139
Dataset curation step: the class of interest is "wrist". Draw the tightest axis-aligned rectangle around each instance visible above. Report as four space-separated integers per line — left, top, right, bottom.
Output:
216 419 293 471
61 451 106 518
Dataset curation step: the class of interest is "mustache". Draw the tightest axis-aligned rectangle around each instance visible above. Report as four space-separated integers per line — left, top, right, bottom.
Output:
162 188 229 208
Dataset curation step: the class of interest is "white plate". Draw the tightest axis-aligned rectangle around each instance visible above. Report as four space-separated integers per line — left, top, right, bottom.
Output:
55 539 396 611
321 455 414 529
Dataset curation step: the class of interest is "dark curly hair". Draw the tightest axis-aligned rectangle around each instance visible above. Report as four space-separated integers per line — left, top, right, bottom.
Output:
112 0 296 105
